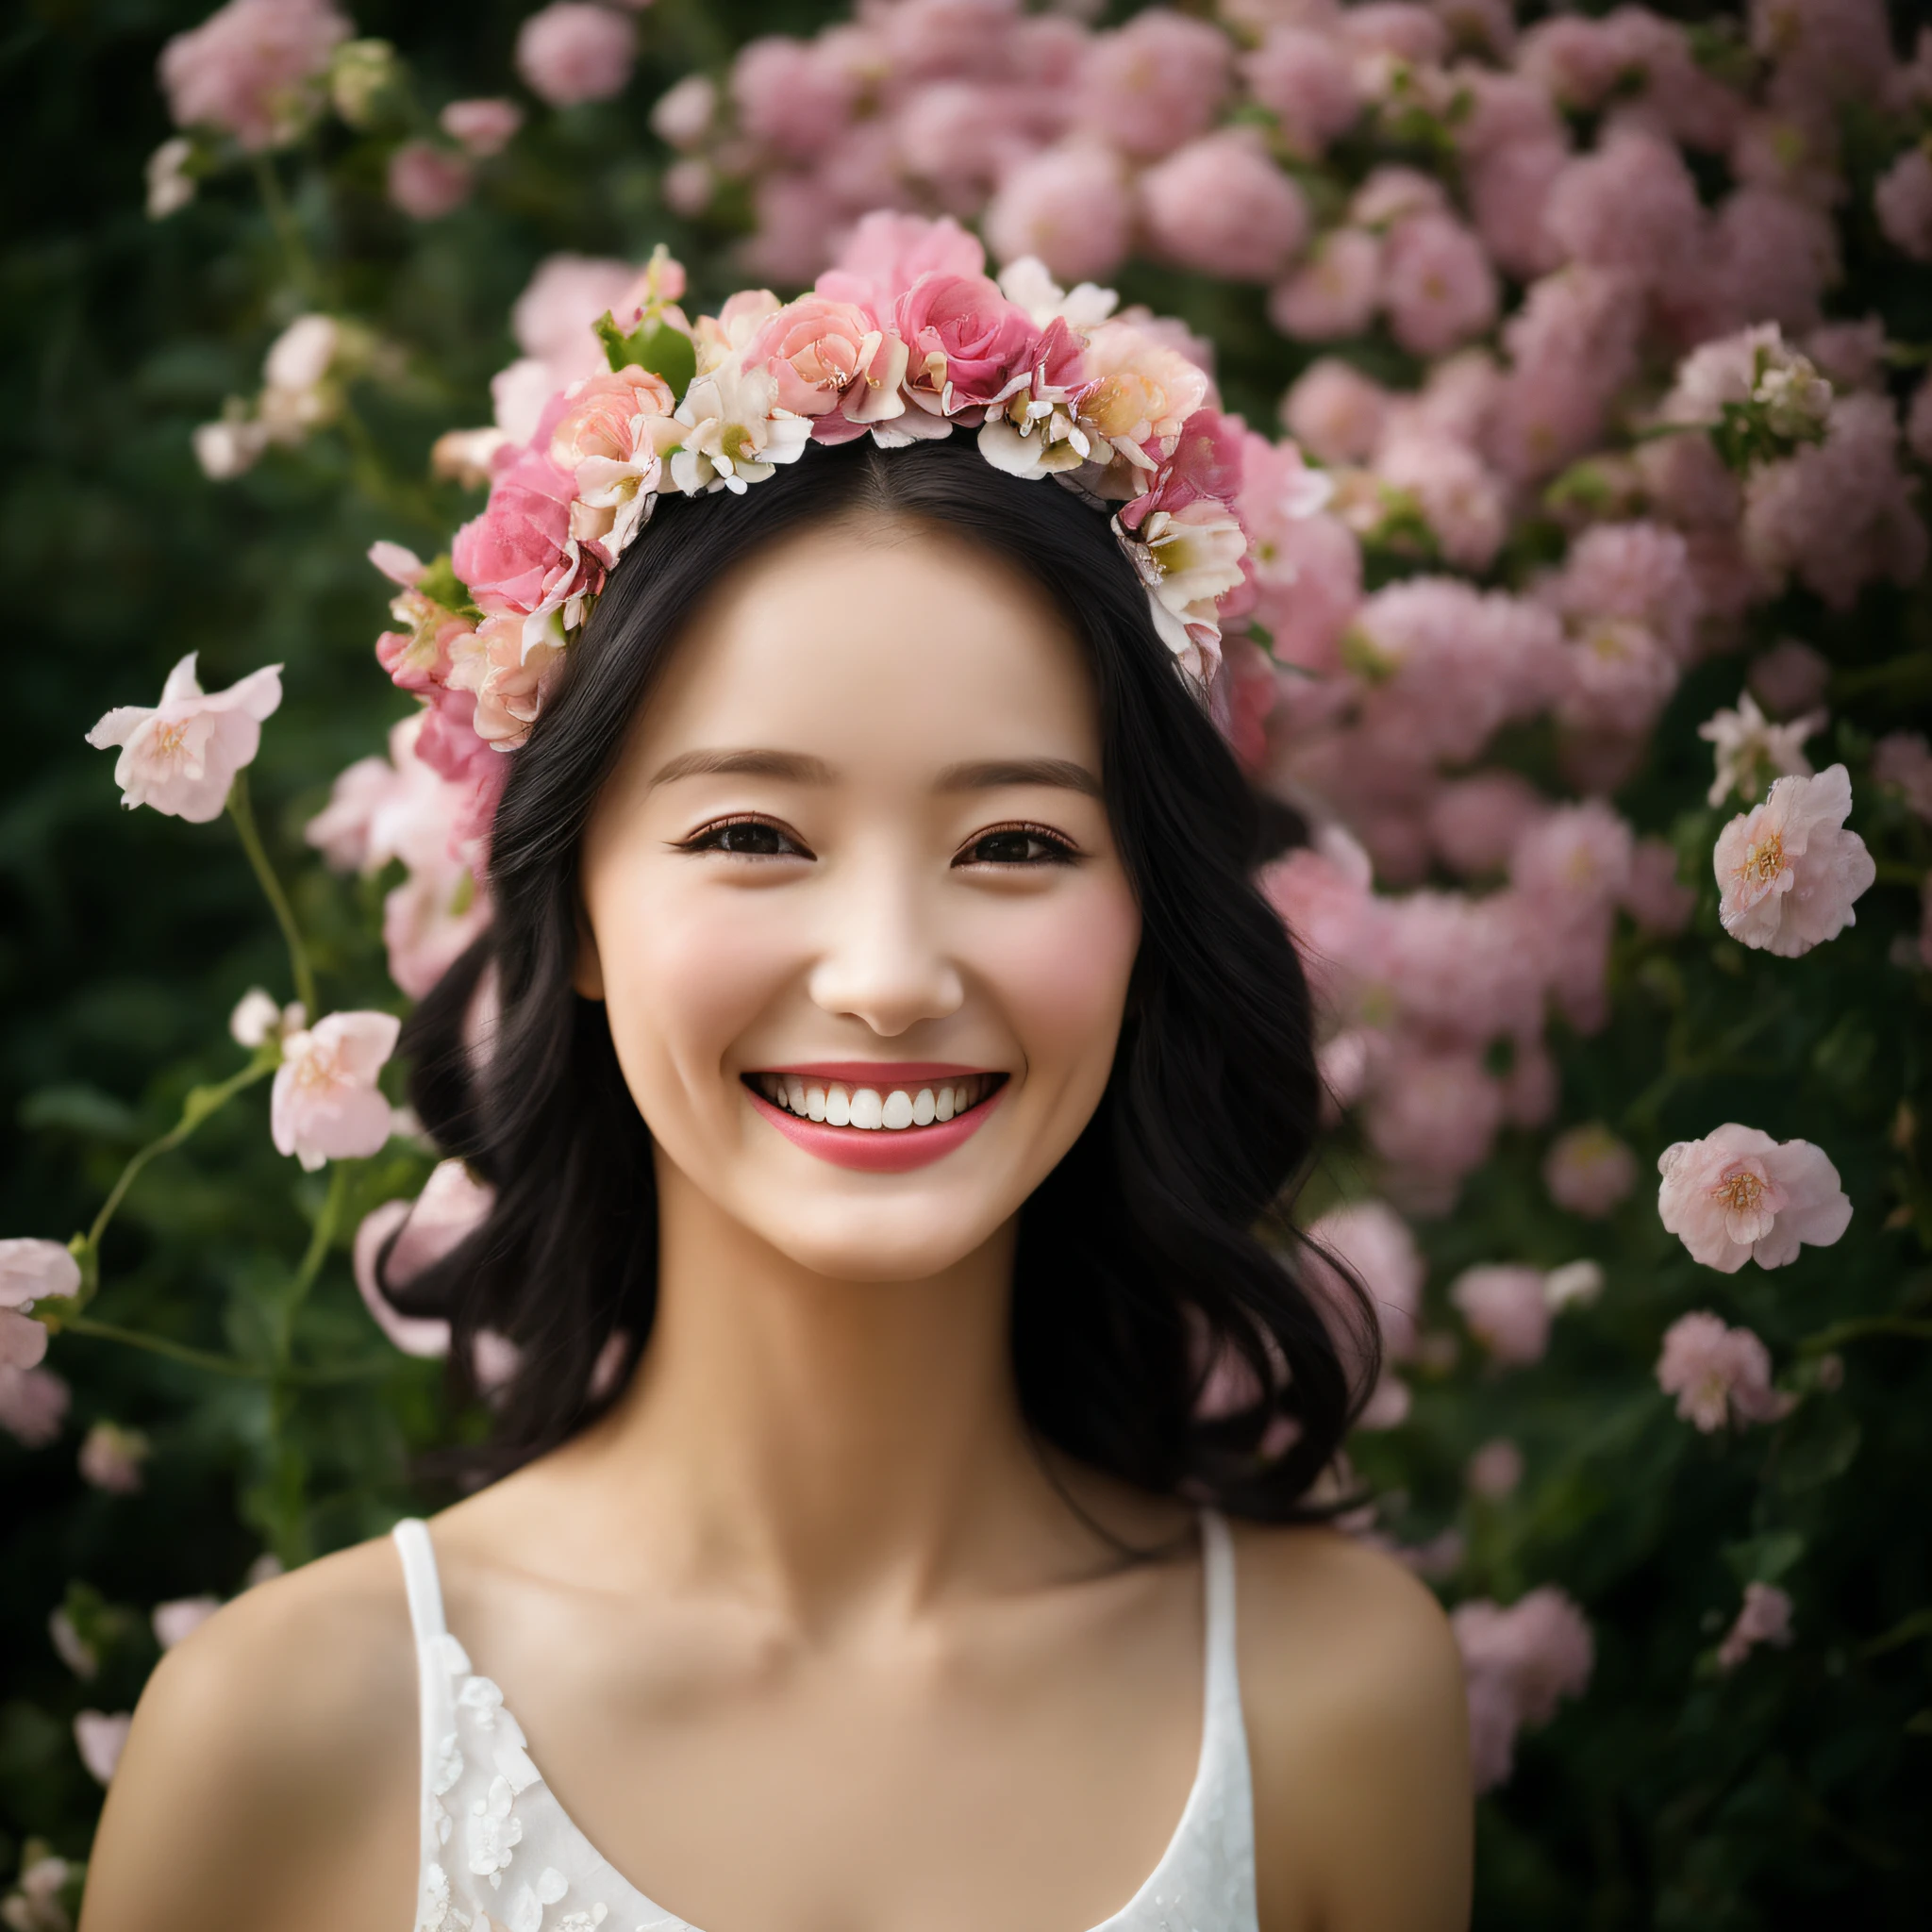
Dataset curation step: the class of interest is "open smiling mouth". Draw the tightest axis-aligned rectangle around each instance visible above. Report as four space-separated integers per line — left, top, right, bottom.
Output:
740 1068 1008 1172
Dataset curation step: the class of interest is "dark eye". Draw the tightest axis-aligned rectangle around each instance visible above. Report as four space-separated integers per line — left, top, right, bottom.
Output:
958 827 1076 867
686 819 807 858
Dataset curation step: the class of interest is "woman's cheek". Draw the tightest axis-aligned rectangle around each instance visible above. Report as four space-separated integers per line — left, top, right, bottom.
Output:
977 875 1140 1081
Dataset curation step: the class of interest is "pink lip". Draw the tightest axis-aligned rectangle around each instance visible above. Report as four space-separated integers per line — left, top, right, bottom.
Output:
745 1082 1006 1174
758 1061 993 1084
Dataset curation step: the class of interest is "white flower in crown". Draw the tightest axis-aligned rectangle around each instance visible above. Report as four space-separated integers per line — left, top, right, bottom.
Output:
1118 504 1248 685
670 360 812 495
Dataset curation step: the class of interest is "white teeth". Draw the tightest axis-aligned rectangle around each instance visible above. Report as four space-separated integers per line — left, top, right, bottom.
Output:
758 1074 993 1128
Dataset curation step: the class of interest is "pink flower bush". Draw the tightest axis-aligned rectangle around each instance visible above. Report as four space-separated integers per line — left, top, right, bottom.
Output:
515 3 636 108
1717 1581 1794 1670
85 655 283 824
1270 230 1383 341
0 1240 76 1372
1451 1266 1553 1367
388 142 472 220
1655 1310 1794 1430
1139 132 1308 283
270 1010 402 1171
1075 9 1230 160
1381 214 1497 358
1657 1124 1852 1274
984 144 1131 284
1542 1124 1639 1219
441 97 524 157
1874 144 1932 261
1714 764 1874 957
1453 1587 1594 1790
158 0 348 150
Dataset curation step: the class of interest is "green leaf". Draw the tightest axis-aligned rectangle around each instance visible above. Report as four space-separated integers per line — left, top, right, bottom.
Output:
1774 1404 1862 1494
415 552 477 620
19 1082 142 1142
1722 1531 1805 1587
593 309 697 400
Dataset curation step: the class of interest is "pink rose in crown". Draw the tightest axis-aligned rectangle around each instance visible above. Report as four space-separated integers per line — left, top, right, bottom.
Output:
549 366 679 558
452 447 581 616
1079 320 1212 467
816 210 986 314
893 272 1043 416
747 295 910 434
446 616 566 750
1120 408 1247 530
549 366 676 469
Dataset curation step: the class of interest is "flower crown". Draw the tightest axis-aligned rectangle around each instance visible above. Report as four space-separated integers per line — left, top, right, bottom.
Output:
370 214 1256 839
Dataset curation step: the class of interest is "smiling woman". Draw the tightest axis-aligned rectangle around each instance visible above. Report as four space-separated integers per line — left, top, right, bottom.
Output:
78 436 1471 1932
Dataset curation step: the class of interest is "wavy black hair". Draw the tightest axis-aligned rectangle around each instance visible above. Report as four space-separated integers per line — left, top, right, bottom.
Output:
384 434 1376 1522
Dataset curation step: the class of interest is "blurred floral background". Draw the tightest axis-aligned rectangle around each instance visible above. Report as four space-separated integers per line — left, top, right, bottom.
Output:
4 0 1930 1924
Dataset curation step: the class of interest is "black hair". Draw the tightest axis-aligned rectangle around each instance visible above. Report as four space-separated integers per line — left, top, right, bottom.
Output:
387 435 1376 1523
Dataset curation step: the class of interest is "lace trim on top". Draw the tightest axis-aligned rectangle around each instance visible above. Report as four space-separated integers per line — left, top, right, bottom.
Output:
391 1512 1257 1932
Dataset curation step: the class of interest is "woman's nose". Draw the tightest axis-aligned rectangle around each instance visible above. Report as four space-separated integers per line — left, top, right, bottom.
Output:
805 858 965 1038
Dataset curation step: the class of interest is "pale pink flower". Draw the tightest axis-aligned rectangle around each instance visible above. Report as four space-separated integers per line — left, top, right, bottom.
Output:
1748 639 1831 719
1306 1199 1424 1363
1467 1438 1524 1499
1451 1265 1551 1366
1381 214 1497 358
74 1710 132 1787
1349 166 1448 230
1465 134 1569 280
1698 692 1824 808
1140 131 1308 283
1657 1125 1852 1274
1621 838 1694 938
731 35 861 160
158 0 348 150
1542 127 1703 291
0 1240 77 1373
1269 228 1383 341
78 1421 150 1495
1543 1260 1604 1311
229 986 296 1047
147 135 196 218
1552 520 1700 661
1338 3 1449 73
270 1010 402 1172
1079 319 1212 462
451 444 583 618
817 210 988 316
441 97 523 157
1714 764 1874 957
1874 732 1932 822
1243 27 1360 157
515 3 636 108
1281 357 1387 463
984 144 1132 285
387 142 472 221
1542 1124 1638 1219
0 1365 69 1446
1076 9 1230 160
1707 187 1839 334
1489 268 1643 482
1556 619 1679 742
662 157 713 218
1374 430 1507 572
353 1158 495 1357
85 654 283 824
1452 1587 1593 1790
510 252 641 385
1364 1046 1506 1195
1517 13 1623 109
1717 1581 1795 1671
1511 799 1634 910
5 1851 75 1930
1656 1310 1791 1431
1427 772 1546 878
153 1596 222 1650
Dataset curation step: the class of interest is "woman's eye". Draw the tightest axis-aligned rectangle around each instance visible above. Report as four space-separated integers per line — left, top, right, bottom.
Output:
686 819 805 858
958 827 1076 867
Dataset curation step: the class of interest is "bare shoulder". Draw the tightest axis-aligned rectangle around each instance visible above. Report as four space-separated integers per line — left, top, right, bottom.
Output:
1228 1523 1473 1932
78 1532 421 1932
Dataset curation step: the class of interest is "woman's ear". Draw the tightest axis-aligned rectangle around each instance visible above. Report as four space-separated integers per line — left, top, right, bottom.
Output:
572 901 606 1001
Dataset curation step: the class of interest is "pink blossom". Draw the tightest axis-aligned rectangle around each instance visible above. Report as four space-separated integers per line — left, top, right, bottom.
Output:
158 0 348 151
1655 1309 1791 1431
984 144 1132 285
1517 13 1624 109
452 446 583 619
892 271 1041 416
1364 1046 1506 1196
1743 394 1928 611
741 174 844 291
1748 639 1830 718
353 1158 495 1357
441 97 524 157
78 1421 150 1495
270 1010 402 1172
0 1240 77 1372
1551 520 1701 661
153 1596 222 1649
1349 166 1448 230
1624 838 1695 938
662 158 713 218
1543 1124 1638 1219
74 1711 132 1787
1874 732 1932 822
1714 763 1874 957
1718 1581 1795 1670
387 142 472 221
1556 619 1679 741
1699 692 1823 808
1452 1587 1593 1791
1466 135 1569 280
1451 1265 1552 1366
1338 3 1448 71
515 3 636 109
1804 317 1888 392
1427 772 1546 877
1374 430 1507 572
1306 1199 1424 1363
381 859 492 1001
1709 187 1839 332
1381 214 1497 358
1269 228 1383 341
1244 27 1360 157
1076 9 1230 160
1542 127 1703 291
1467 1438 1524 1499
1489 268 1642 482
0 1363 69 1446
1751 0 1897 109
1281 358 1387 463
875 0 1024 81
651 73 715 151
1657 1124 1852 1274
1140 131 1308 283
731 34 859 160
85 654 283 824
1246 506 1362 674
817 210 986 314
510 253 641 385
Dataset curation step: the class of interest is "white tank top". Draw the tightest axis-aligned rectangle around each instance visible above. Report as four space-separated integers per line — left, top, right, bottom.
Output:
391 1510 1258 1932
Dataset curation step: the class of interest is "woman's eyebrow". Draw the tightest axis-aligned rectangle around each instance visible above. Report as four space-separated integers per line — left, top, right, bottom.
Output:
935 758 1103 798
648 748 836 788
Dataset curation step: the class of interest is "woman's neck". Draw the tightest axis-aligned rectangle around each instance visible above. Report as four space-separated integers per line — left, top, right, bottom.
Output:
541 1152 1077 1624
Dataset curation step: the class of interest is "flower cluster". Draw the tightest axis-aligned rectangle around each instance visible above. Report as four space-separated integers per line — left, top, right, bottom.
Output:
363 217 1271 845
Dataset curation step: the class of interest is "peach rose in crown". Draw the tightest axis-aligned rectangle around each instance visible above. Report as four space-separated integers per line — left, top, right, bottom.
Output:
445 616 565 749
1079 320 1213 469
1714 763 1874 957
1657 1124 1851 1273
748 295 910 435
549 365 679 558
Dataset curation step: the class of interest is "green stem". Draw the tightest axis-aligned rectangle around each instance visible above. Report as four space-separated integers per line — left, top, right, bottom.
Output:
62 1316 268 1378
227 772 317 1018
250 151 317 302
83 1058 276 1261
277 1163 350 1368
1800 1316 1932 1352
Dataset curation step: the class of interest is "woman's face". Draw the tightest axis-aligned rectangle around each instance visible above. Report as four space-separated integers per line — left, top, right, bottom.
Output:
575 515 1141 1282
